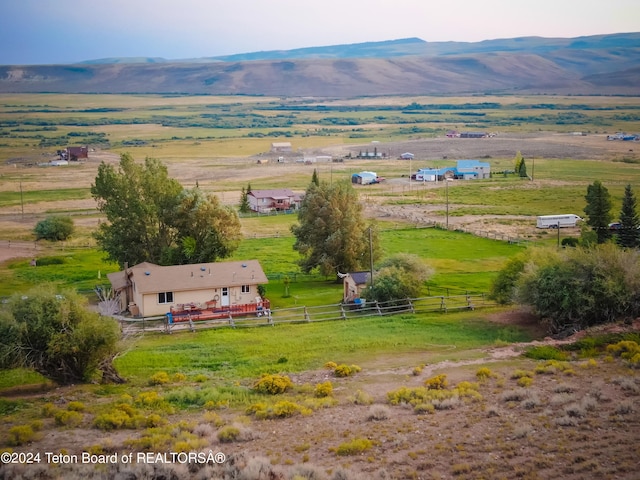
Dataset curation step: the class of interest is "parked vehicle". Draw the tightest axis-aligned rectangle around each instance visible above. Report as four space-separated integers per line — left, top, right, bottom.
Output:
536 214 583 229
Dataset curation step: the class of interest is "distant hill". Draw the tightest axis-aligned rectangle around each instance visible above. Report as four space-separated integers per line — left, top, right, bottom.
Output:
1 33 639 96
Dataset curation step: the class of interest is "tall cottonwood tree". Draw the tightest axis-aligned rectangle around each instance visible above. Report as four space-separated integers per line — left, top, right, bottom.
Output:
617 184 640 249
584 180 612 244
291 179 379 276
91 153 241 266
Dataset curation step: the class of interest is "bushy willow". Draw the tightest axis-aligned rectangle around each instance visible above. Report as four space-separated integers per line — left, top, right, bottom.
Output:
0 286 122 384
492 245 640 334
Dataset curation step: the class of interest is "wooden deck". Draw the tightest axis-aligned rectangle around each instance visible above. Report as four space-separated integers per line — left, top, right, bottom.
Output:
166 299 271 324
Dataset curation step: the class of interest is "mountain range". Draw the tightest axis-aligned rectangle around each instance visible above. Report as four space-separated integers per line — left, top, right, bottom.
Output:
1 33 639 96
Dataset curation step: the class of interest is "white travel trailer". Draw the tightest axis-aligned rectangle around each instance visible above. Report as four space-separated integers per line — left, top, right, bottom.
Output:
536 214 583 229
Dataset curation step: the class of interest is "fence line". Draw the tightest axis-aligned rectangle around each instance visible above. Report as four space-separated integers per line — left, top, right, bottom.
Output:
118 293 496 335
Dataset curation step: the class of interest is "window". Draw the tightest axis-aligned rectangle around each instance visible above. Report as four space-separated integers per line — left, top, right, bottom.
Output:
158 291 174 304
241 285 250 293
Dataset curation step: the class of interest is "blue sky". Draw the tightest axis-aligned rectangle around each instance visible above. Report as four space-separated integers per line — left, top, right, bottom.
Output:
1 0 638 64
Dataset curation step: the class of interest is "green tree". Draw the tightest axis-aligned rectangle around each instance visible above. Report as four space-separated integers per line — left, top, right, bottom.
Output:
518 157 527 178
239 186 251 213
617 184 640 249
584 180 612 244
0 286 122 384
165 189 242 265
311 169 320 186
91 154 240 266
513 151 524 176
291 180 379 276
489 254 527 304
91 154 182 266
33 216 75 241
512 245 640 334
367 254 433 304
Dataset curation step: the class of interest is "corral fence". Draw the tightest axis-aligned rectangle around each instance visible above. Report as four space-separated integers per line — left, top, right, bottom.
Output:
117 293 497 335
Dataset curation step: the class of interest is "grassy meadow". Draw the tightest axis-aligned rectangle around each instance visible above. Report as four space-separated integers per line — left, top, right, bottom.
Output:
1 94 640 479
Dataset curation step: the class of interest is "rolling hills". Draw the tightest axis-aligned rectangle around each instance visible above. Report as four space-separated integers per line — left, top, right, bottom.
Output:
0 33 639 96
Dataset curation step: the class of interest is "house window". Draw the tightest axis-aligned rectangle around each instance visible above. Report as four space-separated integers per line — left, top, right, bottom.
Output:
158 291 174 304
241 285 250 293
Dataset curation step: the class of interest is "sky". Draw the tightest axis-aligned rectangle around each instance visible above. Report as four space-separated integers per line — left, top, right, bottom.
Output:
1 0 639 65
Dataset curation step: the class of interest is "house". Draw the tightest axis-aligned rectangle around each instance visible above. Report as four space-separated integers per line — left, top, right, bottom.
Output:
455 160 491 179
66 146 89 160
248 189 302 213
351 171 381 185
414 160 490 181
400 152 414 160
415 167 456 182
343 271 371 303
459 132 487 139
271 142 292 153
107 260 268 318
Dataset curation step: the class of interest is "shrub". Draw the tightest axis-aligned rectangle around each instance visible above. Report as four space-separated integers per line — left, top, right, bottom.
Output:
54 410 83 427
67 401 85 412
517 377 533 387
500 389 529 402
476 367 496 380
524 346 569 361
334 364 361 377
367 405 391 421
34 216 75 241
41 402 58 417
352 390 374 405
413 403 435 415
0 287 121 385
335 438 373 456
217 426 241 443
511 369 534 379
173 372 187 382
425 374 448 390
314 381 333 398
324 361 338 370
8 425 37 446
149 371 170 385
252 374 293 394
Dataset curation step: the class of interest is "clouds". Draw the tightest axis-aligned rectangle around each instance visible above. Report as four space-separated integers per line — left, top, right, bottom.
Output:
1 0 638 64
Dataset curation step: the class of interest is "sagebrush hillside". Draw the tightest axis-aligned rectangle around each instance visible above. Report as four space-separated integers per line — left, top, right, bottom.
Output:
1 33 639 96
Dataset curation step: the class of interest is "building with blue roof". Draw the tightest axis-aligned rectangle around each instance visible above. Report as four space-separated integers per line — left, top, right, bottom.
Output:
414 160 490 182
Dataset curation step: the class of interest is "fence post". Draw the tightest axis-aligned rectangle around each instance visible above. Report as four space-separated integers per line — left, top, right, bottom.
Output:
440 296 447 313
229 312 235 327
304 306 311 322
267 309 274 325
340 304 346 320
375 301 382 316
467 294 474 310
406 298 414 313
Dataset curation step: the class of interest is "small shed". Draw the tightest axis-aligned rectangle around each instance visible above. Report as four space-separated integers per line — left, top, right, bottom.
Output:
351 171 378 185
400 152 414 160
343 271 371 302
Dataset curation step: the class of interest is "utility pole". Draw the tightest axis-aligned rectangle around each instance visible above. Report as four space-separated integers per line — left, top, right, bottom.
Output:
20 180 24 220
369 226 374 287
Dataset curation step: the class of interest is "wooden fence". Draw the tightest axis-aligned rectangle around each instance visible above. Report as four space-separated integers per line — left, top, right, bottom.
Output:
118 293 496 335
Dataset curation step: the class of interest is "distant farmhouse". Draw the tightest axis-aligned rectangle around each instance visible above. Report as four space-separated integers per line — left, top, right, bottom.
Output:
271 142 292 153
399 152 414 160
415 160 490 181
58 146 88 161
248 189 303 213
